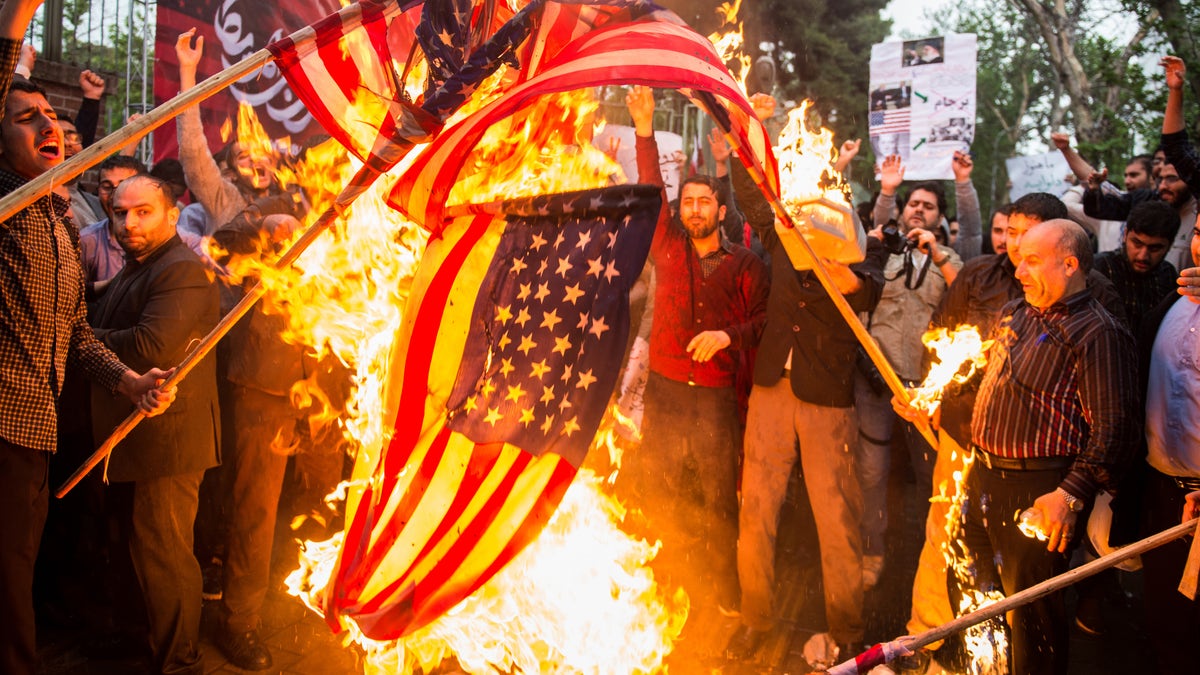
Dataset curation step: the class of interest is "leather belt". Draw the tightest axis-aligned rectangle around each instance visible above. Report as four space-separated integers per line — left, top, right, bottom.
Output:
1173 475 1200 491
971 445 1073 472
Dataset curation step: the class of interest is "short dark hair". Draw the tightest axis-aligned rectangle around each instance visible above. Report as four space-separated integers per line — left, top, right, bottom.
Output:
98 154 146 176
1128 154 1153 175
114 173 176 211
1055 221 1093 273
991 203 1013 222
1010 192 1067 223
1126 199 1178 241
901 181 946 217
680 174 726 208
8 77 48 99
150 158 187 201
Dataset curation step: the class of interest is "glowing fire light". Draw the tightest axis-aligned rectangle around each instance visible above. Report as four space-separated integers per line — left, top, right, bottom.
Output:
220 73 687 671
909 325 992 414
706 0 751 94
774 101 862 264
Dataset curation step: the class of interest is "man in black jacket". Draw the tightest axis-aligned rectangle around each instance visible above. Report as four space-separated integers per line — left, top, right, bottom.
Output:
725 95 886 666
90 174 220 675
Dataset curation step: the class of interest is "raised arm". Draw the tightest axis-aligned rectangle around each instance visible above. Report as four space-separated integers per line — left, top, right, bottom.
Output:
951 150 981 260
0 1 44 123
873 154 904 228
1051 132 1099 183
175 28 247 228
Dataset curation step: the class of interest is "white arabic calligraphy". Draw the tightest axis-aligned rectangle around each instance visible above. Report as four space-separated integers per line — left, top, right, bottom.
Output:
214 0 312 135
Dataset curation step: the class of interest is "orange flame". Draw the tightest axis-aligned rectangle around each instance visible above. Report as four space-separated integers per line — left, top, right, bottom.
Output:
773 101 863 265
212 78 685 670
909 324 992 415
448 87 624 207
706 0 751 94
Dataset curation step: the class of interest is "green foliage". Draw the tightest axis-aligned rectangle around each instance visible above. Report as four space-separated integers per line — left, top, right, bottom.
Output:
36 1 153 138
914 1 1169 217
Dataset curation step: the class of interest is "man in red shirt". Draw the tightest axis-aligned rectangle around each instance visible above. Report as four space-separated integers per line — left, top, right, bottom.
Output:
623 86 769 616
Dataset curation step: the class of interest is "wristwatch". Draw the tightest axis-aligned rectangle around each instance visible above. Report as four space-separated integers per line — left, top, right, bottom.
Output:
1056 487 1085 513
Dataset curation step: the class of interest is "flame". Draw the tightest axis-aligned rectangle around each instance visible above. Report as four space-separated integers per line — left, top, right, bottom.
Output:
909 324 993 415
776 101 853 221
448 86 624 206
706 0 751 94
212 80 682 671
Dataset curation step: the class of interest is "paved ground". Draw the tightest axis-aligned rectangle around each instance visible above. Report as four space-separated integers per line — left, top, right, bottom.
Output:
37 444 1152 674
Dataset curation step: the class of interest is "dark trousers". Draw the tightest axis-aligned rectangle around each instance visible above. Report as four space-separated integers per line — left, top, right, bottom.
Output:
1141 469 1200 674
0 441 49 675
633 372 741 607
961 463 1073 675
111 471 205 675
220 384 293 633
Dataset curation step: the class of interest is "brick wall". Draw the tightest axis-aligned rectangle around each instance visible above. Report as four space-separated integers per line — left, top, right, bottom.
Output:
29 61 120 192
31 60 118 126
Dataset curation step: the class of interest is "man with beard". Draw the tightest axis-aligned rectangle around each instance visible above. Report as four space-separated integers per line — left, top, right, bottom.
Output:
1092 199 1178 330
90 174 220 675
854 154 966 590
625 85 769 621
1085 161 1197 270
0 4 173 673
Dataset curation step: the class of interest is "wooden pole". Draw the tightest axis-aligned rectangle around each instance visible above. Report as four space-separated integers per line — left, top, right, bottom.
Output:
0 0 387 224
55 171 367 499
828 518 1200 675
724 133 939 449
0 48 271 223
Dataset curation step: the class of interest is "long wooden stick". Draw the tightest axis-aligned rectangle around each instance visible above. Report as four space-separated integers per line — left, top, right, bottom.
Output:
828 518 1200 675
55 169 370 499
722 131 939 449
0 0 382 223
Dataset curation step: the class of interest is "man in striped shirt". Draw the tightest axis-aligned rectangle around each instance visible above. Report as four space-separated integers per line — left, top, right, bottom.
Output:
963 219 1139 675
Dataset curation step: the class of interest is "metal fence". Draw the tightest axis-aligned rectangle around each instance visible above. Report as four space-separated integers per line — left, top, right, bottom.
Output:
27 0 156 160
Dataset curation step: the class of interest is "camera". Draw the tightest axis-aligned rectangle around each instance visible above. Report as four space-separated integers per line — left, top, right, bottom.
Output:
881 220 914 256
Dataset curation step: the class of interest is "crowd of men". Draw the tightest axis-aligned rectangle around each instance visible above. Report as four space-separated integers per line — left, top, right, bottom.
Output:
0 2 345 674
617 56 1200 675
1 0 1199 673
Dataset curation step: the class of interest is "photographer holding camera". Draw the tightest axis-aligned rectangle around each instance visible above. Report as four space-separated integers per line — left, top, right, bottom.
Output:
854 153 964 589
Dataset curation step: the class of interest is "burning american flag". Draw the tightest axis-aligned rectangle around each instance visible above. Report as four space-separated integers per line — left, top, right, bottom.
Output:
264 0 779 646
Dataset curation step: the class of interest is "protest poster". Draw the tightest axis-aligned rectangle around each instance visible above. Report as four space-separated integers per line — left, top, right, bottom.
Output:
1005 151 1072 201
868 34 977 180
594 125 685 202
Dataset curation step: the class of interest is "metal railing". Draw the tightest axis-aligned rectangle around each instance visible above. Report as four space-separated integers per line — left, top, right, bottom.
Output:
28 0 156 163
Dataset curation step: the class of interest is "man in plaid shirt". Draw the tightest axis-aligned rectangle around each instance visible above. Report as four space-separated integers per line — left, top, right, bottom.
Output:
0 3 174 673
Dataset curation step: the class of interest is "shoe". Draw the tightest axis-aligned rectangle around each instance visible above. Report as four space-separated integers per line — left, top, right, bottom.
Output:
862 554 885 590
803 632 840 670
218 628 273 671
1074 594 1104 636
724 624 767 660
201 558 223 602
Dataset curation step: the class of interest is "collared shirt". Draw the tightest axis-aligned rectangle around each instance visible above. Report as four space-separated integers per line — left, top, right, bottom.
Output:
1092 250 1177 332
869 247 962 381
80 218 210 284
0 168 128 452
637 136 769 389
972 289 1140 500
1145 297 1200 478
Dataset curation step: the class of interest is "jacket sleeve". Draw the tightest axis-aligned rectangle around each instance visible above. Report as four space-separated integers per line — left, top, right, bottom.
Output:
177 105 248 228
92 260 215 371
726 255 769 350
953 179 982 261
